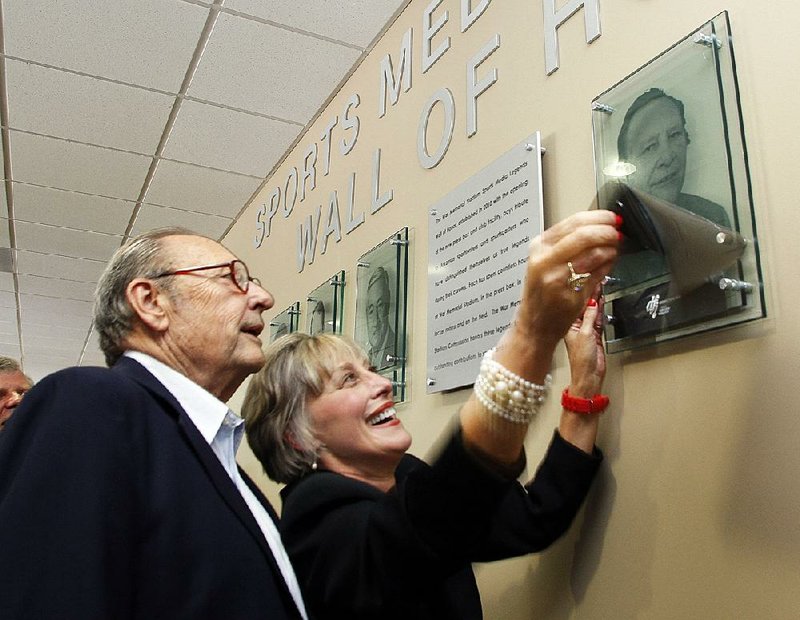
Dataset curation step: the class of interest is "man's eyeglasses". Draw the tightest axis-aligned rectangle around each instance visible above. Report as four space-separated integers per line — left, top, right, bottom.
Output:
153 259 261 293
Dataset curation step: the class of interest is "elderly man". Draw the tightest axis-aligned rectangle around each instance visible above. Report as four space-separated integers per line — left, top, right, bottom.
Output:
365 266 396 369
0 228 308 619
0 356 32 430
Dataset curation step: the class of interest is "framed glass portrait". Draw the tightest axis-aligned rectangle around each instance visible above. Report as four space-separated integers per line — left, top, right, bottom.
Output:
305 271 345 335
355 228 410 401
269 301 300 343
591 11 765 353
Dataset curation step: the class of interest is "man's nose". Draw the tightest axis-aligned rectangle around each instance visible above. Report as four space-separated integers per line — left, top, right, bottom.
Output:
250 282 275 311
655 138 677 165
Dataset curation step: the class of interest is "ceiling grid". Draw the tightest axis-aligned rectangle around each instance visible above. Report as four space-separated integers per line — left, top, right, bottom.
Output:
0 0 408 380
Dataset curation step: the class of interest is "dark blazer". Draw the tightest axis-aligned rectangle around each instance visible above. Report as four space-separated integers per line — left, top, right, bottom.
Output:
0 357 304 620
280 430 602 619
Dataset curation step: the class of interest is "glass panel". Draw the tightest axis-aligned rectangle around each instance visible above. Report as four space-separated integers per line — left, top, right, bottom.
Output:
269 301 300 342
305 271 345 335
591 11 765 353
355 228 409 401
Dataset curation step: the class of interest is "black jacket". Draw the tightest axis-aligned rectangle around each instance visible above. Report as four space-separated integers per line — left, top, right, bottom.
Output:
0 357 305 620
280 429 602 619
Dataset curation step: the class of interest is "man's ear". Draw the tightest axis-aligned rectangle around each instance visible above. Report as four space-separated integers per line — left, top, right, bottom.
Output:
126 278 170 332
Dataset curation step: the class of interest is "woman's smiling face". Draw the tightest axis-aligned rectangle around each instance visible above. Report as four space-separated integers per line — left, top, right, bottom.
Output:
307 355 411 485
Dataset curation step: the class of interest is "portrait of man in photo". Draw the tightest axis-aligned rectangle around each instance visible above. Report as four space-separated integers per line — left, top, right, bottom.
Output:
309 300 326 335
365 266 396 369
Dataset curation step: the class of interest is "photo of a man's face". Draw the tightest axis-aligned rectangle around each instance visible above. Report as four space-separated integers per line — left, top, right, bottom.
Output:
618 91 689 204
309 300 326 334
365 266 395 368
366 268 390 349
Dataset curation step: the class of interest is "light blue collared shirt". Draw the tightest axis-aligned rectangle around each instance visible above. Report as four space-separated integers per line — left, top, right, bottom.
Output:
125 351 308 620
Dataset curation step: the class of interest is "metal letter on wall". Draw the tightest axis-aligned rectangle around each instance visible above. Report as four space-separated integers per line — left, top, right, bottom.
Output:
591 12 766 353
426 133 544 393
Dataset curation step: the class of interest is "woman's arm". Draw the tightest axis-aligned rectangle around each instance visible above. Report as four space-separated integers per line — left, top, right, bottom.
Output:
460 210 619 465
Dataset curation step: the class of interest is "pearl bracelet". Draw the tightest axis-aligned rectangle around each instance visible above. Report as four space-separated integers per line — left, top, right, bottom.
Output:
473 348 551 425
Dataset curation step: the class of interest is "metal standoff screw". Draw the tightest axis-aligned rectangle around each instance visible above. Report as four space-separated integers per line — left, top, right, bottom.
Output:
427 378 436 386
357 261 370 268
718 277 753 293
592 102 615 114
693 32 722 48
390 238 409 246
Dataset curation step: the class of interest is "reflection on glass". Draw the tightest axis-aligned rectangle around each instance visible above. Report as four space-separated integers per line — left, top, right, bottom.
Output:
270 302 300 342
309 300 326 335
307 271 345 335
592 12 765 352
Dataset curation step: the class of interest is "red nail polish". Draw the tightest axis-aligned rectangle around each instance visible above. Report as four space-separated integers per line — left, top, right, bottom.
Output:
588 298 598 307
615 214 623 228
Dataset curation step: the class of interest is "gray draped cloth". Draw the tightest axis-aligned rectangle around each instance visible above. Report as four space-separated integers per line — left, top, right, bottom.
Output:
599 182 746 296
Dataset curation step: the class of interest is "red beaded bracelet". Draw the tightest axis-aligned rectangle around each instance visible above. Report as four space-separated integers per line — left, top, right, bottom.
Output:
561 388 609 414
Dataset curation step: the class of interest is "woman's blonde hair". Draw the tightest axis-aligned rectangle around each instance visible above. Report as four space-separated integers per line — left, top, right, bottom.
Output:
242 332 368 484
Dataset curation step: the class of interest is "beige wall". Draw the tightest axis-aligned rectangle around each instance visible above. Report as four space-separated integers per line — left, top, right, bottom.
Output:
227 0 800 617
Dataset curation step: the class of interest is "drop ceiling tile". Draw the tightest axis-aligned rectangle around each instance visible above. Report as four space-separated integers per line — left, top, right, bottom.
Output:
6 60 175 154
3 0 208 92
164 100 301 177
0 344 22 360
0 290 15 308
226 0 406 48
81 335 107 366
24 359 80 382
0 218 9 247
145 159 260 218
188 12 361 122
10 132 151 200
15 222 122 261
13 184 135 235
17 275 97 302
16 251 107 282
0 273 13 292
0 324 19 340
18 305 92 331
20 294 93 319
1 185 8 219
24 332 87 350
0 286 17 304
20 321 90 342
131 203 232 239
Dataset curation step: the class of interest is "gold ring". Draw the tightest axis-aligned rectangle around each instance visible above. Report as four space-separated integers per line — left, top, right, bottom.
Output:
567 262 591 292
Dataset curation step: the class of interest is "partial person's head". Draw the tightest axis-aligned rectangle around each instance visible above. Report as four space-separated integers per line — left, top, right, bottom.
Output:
243 333 410 486
0 356 32 430
310 300 326 334
366 267 391 349
94 227 274 401
617 88 690 204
